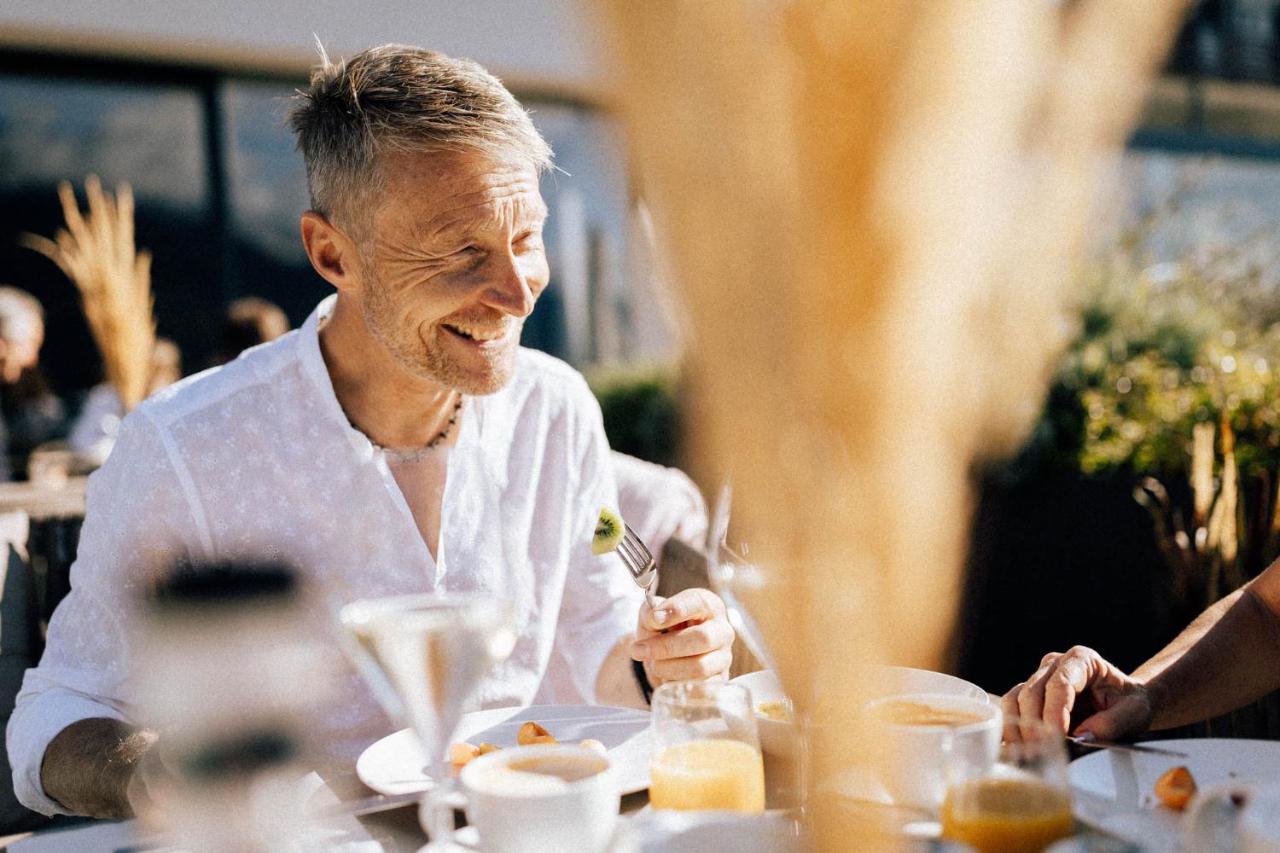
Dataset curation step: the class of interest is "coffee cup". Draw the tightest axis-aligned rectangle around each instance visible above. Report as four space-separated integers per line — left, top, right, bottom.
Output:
864 691 1001 812
461 743 619 853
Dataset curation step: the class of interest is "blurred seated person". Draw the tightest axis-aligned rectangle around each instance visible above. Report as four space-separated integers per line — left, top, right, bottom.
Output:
208 296 289 367
1004 557 1280 742
0 287 65 482
68 339 182 469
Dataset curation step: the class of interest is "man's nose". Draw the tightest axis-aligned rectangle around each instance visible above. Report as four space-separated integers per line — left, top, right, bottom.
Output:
481 251 537 318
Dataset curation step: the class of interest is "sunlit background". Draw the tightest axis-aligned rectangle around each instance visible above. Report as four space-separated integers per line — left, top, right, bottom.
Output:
2 0 1280 764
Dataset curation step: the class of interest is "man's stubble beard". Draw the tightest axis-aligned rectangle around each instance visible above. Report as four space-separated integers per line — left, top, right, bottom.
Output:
360 267 520 396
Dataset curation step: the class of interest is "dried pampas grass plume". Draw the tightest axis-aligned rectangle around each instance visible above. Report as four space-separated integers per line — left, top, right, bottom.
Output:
22 176 156 412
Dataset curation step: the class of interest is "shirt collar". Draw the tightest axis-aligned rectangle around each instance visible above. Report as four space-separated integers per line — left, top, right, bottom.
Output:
297 295 376 459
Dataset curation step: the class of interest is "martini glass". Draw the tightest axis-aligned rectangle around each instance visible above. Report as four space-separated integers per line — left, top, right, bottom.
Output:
340 590 517 851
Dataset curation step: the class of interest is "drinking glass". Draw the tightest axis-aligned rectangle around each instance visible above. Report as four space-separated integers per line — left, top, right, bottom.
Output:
339 590 518 852
649 680 766 813
704 484 780 675
941 715 1074 853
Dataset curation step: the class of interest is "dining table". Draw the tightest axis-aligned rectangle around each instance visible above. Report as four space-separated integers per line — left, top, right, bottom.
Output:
0 769 665 852
2 683 1270 852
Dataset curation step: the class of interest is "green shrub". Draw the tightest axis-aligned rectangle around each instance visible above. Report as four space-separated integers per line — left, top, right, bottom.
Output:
1016 246 1280 483
587 363 681 468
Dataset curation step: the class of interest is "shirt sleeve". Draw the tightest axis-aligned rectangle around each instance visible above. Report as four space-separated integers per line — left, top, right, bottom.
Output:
553 380 645 704
6 411 203 815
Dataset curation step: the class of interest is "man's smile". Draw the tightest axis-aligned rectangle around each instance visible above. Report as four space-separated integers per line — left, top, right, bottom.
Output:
442 320 514 349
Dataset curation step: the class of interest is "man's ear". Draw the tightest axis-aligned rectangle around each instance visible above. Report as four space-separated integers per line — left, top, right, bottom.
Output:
300 211 362 292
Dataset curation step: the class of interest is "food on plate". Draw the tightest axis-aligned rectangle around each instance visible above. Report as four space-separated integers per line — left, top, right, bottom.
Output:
450 723 607 768
592 507 625 555
518 721 558 746
756 700 791 722
1154 765 1197 811
870 698 989 728
579 738 607 755
449 741 481 767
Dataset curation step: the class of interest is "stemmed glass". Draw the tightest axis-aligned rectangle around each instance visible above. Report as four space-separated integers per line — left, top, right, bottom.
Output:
704 484 780 675
340 585 517 852
705 484 814 815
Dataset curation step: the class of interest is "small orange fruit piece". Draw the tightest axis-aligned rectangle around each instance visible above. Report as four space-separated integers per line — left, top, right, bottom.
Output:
1154 765 1197 811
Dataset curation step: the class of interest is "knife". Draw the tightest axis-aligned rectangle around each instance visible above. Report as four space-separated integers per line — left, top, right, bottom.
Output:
1067 735 1189 758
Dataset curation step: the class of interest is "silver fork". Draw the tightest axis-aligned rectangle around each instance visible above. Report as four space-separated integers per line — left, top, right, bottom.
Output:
616 522 660 613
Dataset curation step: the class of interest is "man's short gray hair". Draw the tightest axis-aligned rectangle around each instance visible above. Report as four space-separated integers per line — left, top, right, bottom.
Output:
289 44 554 237
0 286 44 344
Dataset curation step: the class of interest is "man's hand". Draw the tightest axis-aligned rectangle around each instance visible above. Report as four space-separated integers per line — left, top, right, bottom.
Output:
1001 646 1157 740
630 588 735 686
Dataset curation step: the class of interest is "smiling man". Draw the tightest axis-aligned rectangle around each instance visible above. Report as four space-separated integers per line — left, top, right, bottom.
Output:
6 45 735 819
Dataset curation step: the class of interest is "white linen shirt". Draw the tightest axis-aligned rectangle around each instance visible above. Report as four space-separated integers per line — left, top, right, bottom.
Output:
7 296 643 815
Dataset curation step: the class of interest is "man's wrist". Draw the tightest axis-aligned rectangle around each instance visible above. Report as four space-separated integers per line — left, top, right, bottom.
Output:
1134 677 1166 731
632 658 654 705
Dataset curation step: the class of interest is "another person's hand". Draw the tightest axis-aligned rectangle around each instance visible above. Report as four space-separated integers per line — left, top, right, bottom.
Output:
631 588 735 687
1002 645 1157 740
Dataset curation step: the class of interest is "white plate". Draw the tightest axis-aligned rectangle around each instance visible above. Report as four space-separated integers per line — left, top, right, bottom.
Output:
1069 738 1280 851
624 809 804 853
357 704 652 797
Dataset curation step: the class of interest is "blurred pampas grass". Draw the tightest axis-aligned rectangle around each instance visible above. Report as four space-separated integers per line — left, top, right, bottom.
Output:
22 176 156 412
602 1 1190 847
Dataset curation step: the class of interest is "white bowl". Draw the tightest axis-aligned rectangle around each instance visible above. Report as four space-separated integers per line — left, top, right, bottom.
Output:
730 669 800 758
730 667 990 759
866 666 990 704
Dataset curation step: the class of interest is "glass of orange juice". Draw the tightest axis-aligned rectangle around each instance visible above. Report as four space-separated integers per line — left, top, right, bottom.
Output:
648 680 766 813
941 715 1074 853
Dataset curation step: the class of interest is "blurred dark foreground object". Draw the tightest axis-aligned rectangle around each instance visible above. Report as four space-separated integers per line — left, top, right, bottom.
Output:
132 560 336 852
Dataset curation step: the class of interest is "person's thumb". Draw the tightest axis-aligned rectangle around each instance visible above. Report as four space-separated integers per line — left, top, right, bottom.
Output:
1074 694 1150 742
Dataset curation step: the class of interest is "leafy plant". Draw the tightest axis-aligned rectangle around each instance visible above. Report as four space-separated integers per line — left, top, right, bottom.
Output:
1017 205 1280 608
587 363 681 469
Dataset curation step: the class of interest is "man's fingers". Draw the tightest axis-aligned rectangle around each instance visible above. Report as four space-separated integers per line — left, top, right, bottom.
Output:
640 588 723 634
637 595 669 635
1001 684 1024 721
632 618 734 662
1042 652 1093 733
646 647 733 683
1016 665 1052 725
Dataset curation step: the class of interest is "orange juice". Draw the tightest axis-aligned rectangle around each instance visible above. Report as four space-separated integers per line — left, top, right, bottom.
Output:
649 738 765 813
941 777 1073 853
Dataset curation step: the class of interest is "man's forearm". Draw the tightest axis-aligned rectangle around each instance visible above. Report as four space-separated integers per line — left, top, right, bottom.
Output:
595 638 648 709
1135 585 1280 730
40 718 154 819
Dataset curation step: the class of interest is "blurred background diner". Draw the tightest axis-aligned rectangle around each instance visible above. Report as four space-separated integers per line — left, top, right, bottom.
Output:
3 0 1280 850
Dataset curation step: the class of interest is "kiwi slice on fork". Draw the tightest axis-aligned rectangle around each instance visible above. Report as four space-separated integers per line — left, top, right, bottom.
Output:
592 506 625 555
